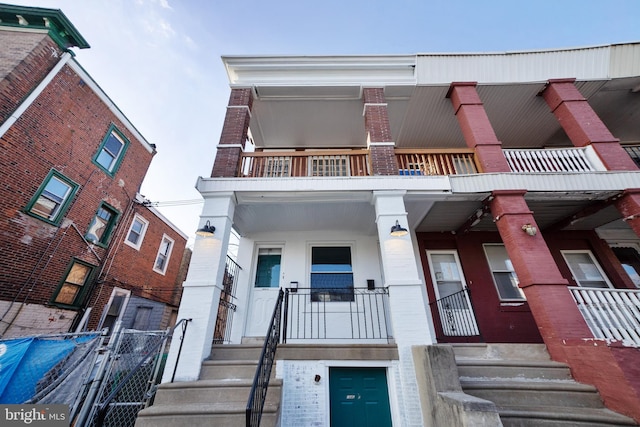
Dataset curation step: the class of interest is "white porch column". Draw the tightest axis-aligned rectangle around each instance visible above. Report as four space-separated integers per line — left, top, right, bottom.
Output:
373 190 434 427
162 193 235 382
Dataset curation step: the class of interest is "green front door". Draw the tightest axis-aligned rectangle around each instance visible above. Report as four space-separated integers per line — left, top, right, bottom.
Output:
329 367 392 427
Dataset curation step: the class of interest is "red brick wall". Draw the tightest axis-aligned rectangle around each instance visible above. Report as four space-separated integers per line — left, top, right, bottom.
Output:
363 88 398 175
83 204 187 330
0 48 154 327
0 31 63 124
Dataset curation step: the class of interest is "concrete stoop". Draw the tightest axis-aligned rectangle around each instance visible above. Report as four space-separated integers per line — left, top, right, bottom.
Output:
453 343 638 427
136 344 280 427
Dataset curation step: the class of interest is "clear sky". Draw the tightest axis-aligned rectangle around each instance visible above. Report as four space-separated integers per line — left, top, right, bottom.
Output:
7 0 640 244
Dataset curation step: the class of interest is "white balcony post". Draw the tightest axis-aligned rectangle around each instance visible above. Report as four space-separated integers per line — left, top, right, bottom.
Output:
162 193 235 382
373 190 434 426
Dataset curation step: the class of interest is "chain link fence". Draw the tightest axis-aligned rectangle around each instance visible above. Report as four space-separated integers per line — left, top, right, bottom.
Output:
0 323 182 426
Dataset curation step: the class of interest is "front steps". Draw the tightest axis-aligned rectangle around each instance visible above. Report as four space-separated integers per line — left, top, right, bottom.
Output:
453 344 638 426
135 344 281 427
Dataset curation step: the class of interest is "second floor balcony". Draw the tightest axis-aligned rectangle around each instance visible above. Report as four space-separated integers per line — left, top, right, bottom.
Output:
236 145 633 178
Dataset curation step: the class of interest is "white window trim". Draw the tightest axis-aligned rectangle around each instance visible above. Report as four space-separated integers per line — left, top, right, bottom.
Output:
153 234 175 275
483 243 525 302
426 250 469 300
561 250 613 288
124 214 149 250
97 287 131 332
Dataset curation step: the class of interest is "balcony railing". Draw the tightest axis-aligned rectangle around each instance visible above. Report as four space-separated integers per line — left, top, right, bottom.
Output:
395 149 477 175
282 287 391 342
503 147 597 173
570 287 640 347
239 150 370 177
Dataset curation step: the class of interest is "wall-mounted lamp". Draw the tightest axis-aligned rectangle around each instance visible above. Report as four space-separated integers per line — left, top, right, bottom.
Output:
196 220 216 237
390 220 408 237
522 224 537 236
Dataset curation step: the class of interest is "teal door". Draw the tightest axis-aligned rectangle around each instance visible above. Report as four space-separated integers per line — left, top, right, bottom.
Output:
329 367 392 427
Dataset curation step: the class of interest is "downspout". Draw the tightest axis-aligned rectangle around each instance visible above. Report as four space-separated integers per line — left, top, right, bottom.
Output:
0 51 73 139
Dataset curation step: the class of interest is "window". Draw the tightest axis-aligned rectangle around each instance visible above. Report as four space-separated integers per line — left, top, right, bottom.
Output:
132 306 153 330
125 214 149 250
99 288 130 334
26 169 78 224
52 259 94 308
612 246 640 288
93 125 129 175
154 234 174 274
311 246 353 302
483 244 525 301
85 203 119 246
254 248 282 288
562 250 612 288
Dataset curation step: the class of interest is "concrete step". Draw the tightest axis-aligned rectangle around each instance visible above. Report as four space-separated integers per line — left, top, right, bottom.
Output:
456 359 573 381
453 343 551 361
209 344 264 361
461 379 603 409
499 405 638 426
277 343 399 360
153 378 282 405
136 402 278 427
199 359 263 380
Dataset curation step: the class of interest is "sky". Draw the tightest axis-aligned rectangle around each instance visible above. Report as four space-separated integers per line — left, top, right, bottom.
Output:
7 0 640 245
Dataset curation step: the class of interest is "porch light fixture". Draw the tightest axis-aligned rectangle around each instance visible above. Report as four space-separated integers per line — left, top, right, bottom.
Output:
390 220 408 237
522 224 537 236
196 220 216 237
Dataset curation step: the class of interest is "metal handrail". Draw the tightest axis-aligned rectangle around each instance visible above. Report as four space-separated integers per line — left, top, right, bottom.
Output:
429 288 481 340
246 289 284 427
94 318 191 425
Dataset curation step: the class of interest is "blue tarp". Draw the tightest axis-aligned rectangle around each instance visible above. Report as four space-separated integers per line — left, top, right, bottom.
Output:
0 335 96 403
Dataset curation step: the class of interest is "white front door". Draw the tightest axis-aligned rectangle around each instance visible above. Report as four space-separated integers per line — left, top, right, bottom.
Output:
427 250 479 336
246 247 282 337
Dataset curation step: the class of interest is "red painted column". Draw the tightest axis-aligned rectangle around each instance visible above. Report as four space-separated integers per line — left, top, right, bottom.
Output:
491 190 640 422
541 78 638 171
363 88 399 175
210 88 253 177
489 190 592 355
447 82 511 173
542 79 640 239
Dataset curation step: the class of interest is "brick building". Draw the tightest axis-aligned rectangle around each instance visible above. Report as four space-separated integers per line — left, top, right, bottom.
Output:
144 45 640 426
0 4 187 337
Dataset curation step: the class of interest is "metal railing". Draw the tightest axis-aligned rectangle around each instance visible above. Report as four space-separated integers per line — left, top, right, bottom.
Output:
503 147 596 172
246 289 284 427
282 287 391 342
214 256 241 344
239 150 370 177
430 288 481 340
395 149 478 175
569 287 640 347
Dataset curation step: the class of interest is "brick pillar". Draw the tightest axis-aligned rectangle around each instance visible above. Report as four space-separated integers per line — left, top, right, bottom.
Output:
210 88 253 177
363 88 399 175
491 190 640 422
541 78 638 171
489 190 591 355
542 79 640 240
447 82 511 173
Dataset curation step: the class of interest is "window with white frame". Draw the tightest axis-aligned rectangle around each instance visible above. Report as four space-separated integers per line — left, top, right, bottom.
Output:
153 234 174 274
310 246 354 302
561 250 612 288
125 214 149 250
483 244 525 301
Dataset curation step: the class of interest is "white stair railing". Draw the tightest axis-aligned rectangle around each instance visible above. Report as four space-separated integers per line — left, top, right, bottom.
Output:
569 287 640 346
503 147 597 173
